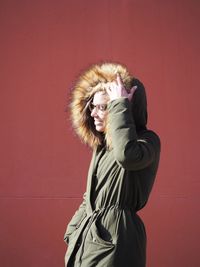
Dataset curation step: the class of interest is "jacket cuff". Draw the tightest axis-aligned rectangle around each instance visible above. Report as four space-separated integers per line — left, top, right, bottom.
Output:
107 97 130 111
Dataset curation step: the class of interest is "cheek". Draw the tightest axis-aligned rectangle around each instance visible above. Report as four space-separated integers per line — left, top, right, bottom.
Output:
100 112 107 122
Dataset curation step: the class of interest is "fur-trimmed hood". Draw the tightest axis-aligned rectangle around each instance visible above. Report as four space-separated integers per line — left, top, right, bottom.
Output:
70 62 148 149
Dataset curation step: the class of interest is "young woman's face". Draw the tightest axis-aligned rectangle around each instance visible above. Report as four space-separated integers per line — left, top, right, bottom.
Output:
90 91 109 132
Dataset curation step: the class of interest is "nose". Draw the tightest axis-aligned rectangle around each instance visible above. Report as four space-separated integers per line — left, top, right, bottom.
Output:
91 107 98 117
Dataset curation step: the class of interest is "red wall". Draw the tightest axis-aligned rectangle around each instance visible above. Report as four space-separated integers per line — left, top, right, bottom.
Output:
0 0 199 266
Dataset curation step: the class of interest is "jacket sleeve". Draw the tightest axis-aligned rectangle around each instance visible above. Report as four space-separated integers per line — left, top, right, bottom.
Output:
63 192 86 244
107 98 160 170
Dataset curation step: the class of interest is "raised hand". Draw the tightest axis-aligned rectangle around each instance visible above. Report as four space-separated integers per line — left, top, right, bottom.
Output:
106 73 137 102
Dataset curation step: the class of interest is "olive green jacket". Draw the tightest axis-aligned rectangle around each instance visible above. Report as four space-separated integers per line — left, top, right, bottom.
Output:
64 97 160 267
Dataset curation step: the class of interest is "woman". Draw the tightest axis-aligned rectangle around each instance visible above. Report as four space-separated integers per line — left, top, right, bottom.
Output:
64 62 160 267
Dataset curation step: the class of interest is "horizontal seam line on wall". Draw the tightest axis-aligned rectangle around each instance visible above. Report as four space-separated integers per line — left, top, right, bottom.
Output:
0 196 82 199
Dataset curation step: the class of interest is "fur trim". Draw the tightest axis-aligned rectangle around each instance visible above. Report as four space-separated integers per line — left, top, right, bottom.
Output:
70 62 134 149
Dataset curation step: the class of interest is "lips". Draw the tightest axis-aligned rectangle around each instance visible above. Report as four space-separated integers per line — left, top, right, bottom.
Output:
94 120 103 126
94 120 102 125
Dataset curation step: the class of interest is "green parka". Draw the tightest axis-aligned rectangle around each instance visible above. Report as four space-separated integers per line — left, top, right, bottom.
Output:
64 63 160 267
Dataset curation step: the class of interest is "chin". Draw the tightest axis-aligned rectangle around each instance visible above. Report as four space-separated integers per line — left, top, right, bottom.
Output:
95 126 105 132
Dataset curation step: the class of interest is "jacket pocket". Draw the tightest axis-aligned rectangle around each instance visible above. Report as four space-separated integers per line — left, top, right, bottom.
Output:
90 221 115 248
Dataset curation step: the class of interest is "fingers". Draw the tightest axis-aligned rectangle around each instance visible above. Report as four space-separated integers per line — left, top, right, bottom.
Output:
131 85 138 93
116 73 123 86
105 81 118 93
105 83 113 100
105 82 113 94
128 86 137 101
130 85 138 96
105 75 137 102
